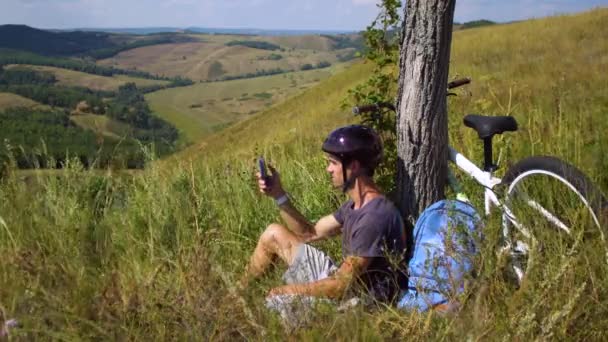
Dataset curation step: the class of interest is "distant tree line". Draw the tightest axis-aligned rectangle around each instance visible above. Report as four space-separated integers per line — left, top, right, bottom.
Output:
225 40 281 51
87 35 195 59
0 25 196 59
0 49 194 84
455 19 496 29
214 61 332 82
0 84 109 113
321 34 365 51
219 67 287 81
0 107 144 169
0 108 96 168
0 66 56 85
106 83 178 143
300 61 331 71
257 53 283 61
0 25 116 57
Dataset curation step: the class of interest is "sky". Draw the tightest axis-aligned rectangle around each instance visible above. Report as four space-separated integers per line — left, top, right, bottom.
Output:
1 0 607 31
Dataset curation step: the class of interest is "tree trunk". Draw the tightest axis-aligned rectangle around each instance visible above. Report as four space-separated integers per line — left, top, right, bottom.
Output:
395 0 456 227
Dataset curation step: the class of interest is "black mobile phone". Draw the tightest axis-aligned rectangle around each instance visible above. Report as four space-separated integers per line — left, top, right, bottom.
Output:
258 157 268 180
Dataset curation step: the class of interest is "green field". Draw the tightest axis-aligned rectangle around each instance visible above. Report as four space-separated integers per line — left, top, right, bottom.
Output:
0 92 49 110
98 34 356 81
146 62 351 144
69 113 133 140
4 64 169 91
1 9 608 340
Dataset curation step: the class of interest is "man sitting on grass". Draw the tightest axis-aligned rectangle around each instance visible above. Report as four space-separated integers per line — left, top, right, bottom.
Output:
240 125 408 317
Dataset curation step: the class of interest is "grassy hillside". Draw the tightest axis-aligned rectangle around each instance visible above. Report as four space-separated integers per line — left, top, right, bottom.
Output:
146 63 352 144
98 34 357 81
4 64 169 91
0 92 49 110
69 114 133 140
184 8 608 189
1 9 607 340
447 7 608 190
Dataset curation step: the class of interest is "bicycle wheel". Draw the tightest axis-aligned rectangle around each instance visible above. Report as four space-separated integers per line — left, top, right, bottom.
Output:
500 156 607 284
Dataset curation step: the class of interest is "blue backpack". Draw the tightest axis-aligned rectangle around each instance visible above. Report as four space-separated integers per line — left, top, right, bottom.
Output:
398 199 482 312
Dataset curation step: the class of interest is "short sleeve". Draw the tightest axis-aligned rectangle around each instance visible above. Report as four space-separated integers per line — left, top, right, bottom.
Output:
333 200 352 225
348 213 387 258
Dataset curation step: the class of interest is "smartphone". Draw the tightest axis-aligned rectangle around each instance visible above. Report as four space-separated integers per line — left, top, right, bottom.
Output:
258 156 268 180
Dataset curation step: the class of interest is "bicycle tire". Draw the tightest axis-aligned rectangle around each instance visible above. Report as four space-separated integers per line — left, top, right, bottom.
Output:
500 156 607 283
503 156 607 220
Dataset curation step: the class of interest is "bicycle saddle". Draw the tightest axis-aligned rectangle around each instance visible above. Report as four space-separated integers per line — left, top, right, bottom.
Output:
463 114 518 139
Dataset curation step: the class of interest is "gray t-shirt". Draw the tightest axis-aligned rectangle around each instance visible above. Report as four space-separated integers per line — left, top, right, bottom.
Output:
333 196 407 303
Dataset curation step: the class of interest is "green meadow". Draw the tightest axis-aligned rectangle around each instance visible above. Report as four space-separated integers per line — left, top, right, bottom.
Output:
146 63 351 145
1 8 607 340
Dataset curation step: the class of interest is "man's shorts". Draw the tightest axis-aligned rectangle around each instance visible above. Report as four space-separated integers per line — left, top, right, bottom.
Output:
282 243 338 284
265 244 338 327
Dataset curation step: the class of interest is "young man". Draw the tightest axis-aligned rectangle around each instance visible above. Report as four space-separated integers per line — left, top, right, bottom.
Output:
242 125 407 307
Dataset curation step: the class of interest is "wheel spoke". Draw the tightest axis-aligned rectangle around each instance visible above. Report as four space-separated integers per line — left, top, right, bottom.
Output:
525 198 570 233
499 156 606 286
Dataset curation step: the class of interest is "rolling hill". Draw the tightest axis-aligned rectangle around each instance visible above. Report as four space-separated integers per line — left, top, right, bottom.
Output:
0 24 195 58
146 63 351 144
98 34 360 81
4 64 169 91
0 92 49 110
0 24 117 56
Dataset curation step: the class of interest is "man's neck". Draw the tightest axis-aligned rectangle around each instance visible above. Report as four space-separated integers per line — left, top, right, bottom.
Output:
347 176 382 210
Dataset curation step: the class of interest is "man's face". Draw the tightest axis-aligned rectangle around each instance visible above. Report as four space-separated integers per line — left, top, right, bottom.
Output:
325 154 346 188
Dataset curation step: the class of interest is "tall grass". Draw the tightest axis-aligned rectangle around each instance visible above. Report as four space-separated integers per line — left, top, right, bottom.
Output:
1 8 608 340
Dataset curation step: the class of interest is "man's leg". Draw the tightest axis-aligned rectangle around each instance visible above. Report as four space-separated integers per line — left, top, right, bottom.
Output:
241 223 303 286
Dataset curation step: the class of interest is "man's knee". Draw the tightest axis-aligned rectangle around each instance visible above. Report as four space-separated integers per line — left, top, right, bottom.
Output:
259 223 288 247
259 223 303 252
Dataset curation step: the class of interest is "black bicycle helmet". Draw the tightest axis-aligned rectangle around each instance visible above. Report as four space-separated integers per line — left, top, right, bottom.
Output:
322 125 383 191
322 125 383 168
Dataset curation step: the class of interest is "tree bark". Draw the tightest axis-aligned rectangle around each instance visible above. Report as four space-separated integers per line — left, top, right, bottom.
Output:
395 0 456 227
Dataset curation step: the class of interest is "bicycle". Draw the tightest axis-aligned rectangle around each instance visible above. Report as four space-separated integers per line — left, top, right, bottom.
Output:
352 78 607 284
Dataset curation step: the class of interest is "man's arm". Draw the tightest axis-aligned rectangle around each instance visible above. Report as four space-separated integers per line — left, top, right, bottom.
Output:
278 204 341 242
267 256 371 299
257 165 341 240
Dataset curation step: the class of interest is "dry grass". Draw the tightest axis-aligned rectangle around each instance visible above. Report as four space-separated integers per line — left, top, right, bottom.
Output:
0 92 49 111
4 64 169 91
98 35 354 81
146 62 353 145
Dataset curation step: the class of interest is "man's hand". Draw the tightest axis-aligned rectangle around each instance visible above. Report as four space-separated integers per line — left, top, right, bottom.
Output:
257 163 285 199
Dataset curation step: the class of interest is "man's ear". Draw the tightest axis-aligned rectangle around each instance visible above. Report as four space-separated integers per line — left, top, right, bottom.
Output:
350 159 364 174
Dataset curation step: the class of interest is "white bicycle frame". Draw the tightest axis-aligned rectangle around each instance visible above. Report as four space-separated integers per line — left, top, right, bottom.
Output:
449 146 596 233
448 146 530 280
448 145 605 281
449 147 502 216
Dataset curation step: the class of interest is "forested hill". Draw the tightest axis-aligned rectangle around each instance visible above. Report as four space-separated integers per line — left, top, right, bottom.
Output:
0 25 193 58
0 25 115 56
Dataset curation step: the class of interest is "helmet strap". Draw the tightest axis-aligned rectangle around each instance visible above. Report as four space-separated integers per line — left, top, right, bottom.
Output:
341 157 355 193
